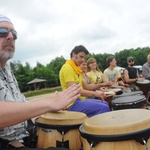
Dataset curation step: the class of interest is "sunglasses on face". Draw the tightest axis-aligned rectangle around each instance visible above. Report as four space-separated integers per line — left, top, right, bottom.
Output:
0 27 17 40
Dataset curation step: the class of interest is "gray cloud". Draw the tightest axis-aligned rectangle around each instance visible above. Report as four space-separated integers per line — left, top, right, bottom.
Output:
1 0 150 67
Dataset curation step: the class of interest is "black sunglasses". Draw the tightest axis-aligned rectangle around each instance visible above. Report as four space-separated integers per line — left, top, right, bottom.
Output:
0 27 17 40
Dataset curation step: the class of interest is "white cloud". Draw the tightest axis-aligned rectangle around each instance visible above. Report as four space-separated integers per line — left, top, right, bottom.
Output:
1 0 150 67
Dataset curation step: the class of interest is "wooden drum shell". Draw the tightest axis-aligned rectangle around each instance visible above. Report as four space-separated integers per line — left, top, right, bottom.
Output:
36 111 87 150
80 109 150 150
136 79 150 96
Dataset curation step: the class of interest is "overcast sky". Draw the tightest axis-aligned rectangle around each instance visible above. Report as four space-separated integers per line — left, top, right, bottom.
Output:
1 0 150 67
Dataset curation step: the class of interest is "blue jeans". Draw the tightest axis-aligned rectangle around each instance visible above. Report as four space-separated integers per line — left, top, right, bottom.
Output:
67 99 110 117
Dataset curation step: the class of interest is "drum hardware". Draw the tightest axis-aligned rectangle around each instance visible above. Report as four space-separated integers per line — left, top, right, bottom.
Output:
80 124 150 149
42 128 52 133
39 128 69 148
35 111 87 150
90 142 93 150
56 130 69 148
79 109 150 150
143 139 148 150
35 120 82 134
35 120 82 148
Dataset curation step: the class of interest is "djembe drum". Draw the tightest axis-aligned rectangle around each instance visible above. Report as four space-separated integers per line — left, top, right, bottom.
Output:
35 111 87 150
79 109 150 150
136 79 150 96
111 94 146 110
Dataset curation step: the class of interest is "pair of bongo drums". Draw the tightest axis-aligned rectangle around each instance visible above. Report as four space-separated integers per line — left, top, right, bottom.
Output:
36 109 150 150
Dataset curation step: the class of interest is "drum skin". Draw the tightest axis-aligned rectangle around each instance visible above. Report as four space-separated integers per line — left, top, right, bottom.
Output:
80 109 150 150
111 95 146 110
113 91 143 98
36 111 87 150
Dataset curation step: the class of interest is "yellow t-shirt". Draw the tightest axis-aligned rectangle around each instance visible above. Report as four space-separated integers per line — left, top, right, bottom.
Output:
87 71 103 83
59 63 85 107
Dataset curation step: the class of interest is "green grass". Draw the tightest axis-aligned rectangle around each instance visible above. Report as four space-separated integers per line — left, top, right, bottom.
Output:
23 86 62 98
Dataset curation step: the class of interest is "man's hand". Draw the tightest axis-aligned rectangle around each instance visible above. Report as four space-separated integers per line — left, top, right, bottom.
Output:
49 84 81 111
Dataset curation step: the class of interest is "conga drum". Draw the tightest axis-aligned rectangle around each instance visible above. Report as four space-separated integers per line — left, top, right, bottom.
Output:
35 111 87 150
136 79 150 96
111 94 146 110
79 109 150 150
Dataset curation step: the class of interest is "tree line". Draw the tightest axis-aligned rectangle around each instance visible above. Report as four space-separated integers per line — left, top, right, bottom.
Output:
10 47 150 92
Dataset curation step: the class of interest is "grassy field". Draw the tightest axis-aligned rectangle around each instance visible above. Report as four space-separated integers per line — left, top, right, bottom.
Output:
23 86 62 98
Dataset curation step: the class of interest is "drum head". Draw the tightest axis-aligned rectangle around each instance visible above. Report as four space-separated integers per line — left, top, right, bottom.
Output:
113 91 143 98
37 111 87 125
104 91 115 95
81 109 150 135
136 79 150 84
107 88 122 93
112 95 145 104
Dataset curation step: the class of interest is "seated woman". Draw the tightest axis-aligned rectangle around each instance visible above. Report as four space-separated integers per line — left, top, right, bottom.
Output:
86 58 112 92
80 61 92 84
80 60 114 107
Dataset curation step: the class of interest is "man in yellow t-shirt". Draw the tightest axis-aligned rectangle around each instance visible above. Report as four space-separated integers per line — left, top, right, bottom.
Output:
59 45 110 117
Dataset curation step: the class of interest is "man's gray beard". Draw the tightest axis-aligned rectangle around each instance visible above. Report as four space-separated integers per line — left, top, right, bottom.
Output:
0 50 14 60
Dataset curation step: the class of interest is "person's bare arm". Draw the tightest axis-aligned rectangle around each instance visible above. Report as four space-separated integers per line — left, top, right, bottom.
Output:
124 69 144 82
0 84 81 128
67 82 106 100
124 69 136 83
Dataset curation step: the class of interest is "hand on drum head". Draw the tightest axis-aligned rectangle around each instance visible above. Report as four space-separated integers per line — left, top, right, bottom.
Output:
95 91 106 100
138 77 145 81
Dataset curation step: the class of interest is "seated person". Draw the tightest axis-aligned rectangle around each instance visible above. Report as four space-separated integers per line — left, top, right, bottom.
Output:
59 45 111 118
0 15 80 150
86 57 112 92
124 56 144 91
80 61 92 84
142 54 150 80
103 56 130 93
